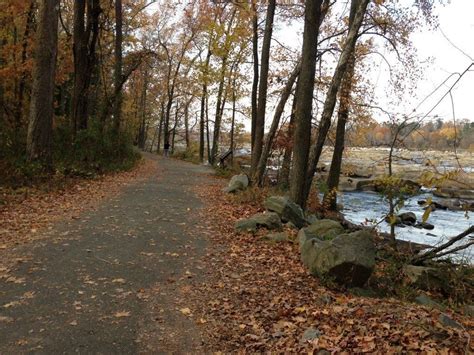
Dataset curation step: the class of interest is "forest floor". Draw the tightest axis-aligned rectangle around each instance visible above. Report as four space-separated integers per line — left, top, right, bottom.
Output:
0 153 472 352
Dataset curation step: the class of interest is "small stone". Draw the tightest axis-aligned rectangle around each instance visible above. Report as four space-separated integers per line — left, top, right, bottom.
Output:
438 314 462 329
415 294 441 309
300 327 321 343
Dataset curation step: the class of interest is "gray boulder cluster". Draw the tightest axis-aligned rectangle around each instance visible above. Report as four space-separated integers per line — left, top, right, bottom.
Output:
234 192 377 287
385 211 434 230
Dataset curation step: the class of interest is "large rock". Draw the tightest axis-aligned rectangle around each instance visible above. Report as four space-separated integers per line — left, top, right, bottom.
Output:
399 212 417 225
300 230 376 287
235 219 257 233
433 187 474 200
356 179 420 194
223 174 249 193
298 219 344 253
235 212 282 233
264 196 306 228
251 212 282 230
403 265 448 291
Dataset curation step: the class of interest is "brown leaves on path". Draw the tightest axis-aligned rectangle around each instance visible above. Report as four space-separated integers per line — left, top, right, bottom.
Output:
191 179 473 353
0 158 156 249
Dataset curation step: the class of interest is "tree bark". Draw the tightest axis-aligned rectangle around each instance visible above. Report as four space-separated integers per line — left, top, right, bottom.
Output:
138 68 148 150
255 61 301 186
113 0 123 134
156 101 164 153
210 56 228 165
250 0 259 150
323 55 355 211
289 0 324 207
72 0 101 133
279 93 297 188
26 0 59 165
303 0 370 207
15 1 36 144
250 0 276 176
199 49 211 162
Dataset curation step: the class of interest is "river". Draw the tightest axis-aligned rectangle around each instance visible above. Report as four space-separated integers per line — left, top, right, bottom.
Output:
340 191 474 262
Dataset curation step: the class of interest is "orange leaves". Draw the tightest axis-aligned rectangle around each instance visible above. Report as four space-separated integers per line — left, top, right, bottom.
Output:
188 177 472 352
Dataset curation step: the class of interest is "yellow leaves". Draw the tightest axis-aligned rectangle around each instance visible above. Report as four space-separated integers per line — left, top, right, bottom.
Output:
179 307 192 316
112 278 126 284
421 198 432 223
114 311 131 318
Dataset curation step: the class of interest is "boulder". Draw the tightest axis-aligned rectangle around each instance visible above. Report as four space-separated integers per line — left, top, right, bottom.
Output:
251 212 282 230
298 219 345 250
415 222 434 230
415 294 441 309
300 230 376 287
399 212 417 225
235 219 257 233
223 174 249 193
403 265 447 291
438 314 462 329
264 196 306 228
235 212 282 233
433 187 474 200
263 232 289 243
356 179 420 194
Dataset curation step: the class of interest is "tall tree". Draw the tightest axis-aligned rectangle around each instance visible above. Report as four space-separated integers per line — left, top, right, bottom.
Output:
250 0 276 176
250 0 259 150
72 0 101 132
289 0 324 207
113 0 123 133
26 0 59 164
255 61 301 186
303 0 370 207
323 1 359 211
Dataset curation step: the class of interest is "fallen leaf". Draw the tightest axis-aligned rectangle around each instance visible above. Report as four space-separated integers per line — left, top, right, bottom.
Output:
114 311 131 318
180 307 192 316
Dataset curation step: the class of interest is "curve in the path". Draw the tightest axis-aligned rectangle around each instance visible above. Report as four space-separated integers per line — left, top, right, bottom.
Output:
0 155 212 353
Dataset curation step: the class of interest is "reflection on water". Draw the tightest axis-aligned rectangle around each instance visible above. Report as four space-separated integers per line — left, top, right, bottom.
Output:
340 191 473 262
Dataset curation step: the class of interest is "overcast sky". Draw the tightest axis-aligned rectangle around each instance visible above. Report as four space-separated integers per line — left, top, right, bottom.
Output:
409 0 474 122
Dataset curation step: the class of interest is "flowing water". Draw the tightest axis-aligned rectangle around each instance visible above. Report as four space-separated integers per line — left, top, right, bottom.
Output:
340 191 474 262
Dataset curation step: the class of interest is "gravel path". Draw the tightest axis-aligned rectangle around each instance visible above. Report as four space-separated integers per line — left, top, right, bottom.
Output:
0 154 213 353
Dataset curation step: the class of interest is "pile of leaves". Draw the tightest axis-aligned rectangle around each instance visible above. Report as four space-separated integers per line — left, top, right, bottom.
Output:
0 157 156 249
190 179 473 352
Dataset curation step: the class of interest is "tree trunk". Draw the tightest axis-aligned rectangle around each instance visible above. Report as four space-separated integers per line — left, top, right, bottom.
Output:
156 101 164 153
138 68 148 150
303 0 369 207
323 3 358 211
72 0 101 133
250 0 259 150
26 0 59 165
230 79 236 167
113 0 123 134
209 56 228 165
289 0 324 207
255 61 300 186
250 0 276 175
15 1 35 147
184 98 191 149
199 50 211 162
279 93 297 188
205 94 211 163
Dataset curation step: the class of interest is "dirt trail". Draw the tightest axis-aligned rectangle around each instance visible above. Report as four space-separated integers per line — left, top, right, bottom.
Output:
0 154 213 353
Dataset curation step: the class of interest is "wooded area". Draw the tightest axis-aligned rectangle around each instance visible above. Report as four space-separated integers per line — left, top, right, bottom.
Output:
0 0 473 352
